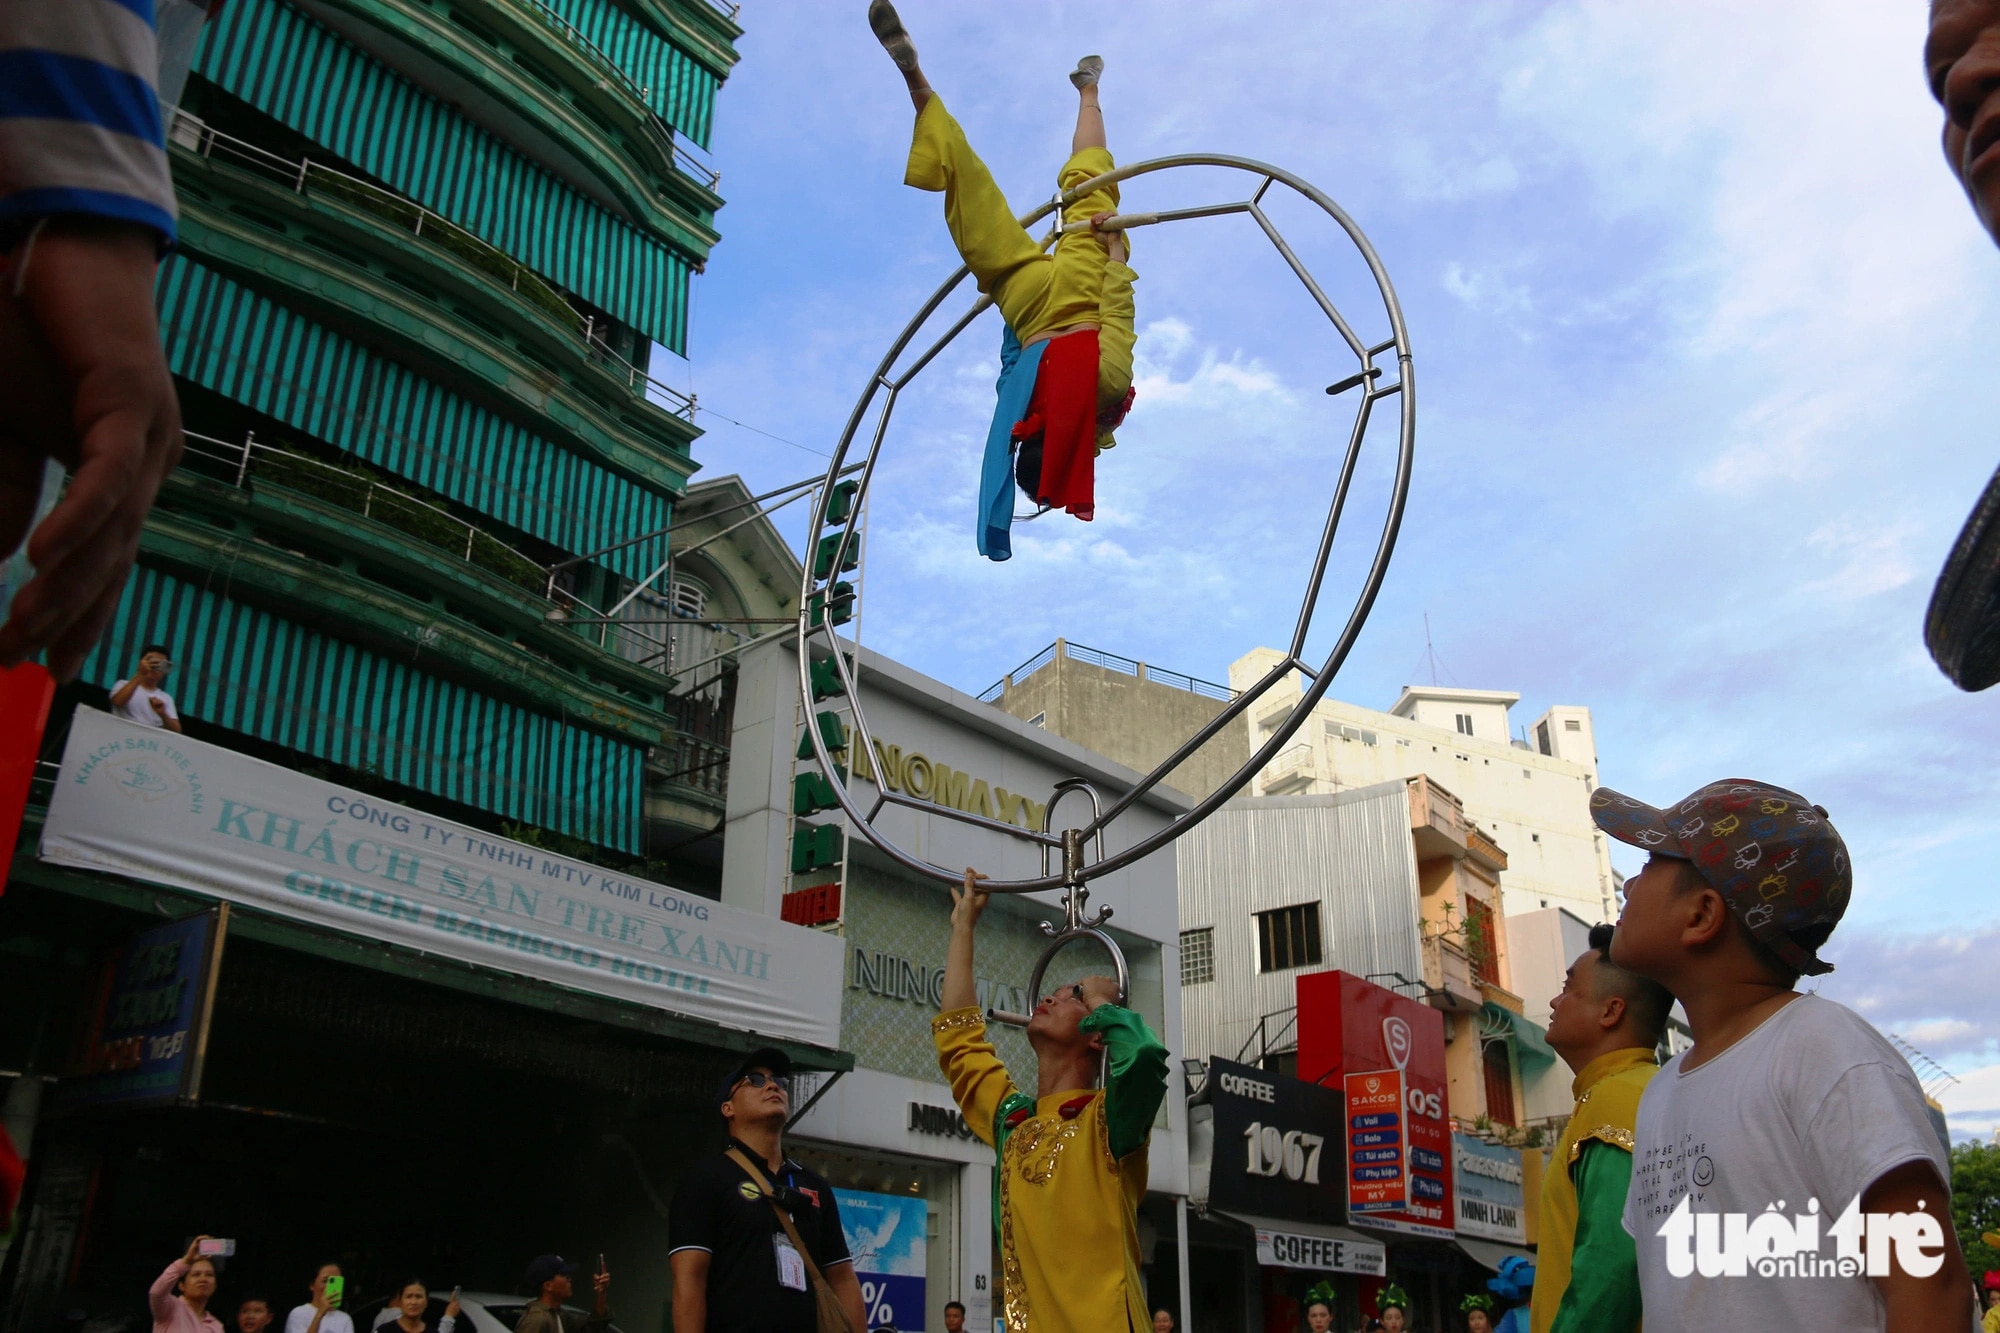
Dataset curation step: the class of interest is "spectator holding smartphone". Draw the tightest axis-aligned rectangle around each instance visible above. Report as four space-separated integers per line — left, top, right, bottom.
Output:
515 1256 609 1333
385 1280 458 1333
286 1264 353 1333
109 645 180 731
151 1237 224 1333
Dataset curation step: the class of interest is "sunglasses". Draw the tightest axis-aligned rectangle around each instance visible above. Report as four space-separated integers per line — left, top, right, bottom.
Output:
734 1071 789 1094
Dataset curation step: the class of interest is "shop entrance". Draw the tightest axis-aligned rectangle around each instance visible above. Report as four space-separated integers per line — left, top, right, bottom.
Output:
1 883 843 1333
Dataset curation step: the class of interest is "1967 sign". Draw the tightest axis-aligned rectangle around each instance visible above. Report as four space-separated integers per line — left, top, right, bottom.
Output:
1205 1056 1347 1223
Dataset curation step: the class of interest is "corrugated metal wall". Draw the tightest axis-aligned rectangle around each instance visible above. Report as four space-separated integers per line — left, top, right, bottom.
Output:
1176 783 1424 1066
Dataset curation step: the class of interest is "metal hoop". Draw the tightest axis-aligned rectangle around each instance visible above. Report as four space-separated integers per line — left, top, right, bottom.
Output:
798 153 1416 894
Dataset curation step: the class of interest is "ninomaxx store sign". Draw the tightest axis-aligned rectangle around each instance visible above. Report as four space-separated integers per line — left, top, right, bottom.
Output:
1296 970 1455 1240
1204 1056 1347 1224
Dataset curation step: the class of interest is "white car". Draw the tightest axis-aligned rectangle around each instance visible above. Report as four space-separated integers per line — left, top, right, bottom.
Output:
361 1291 623 1333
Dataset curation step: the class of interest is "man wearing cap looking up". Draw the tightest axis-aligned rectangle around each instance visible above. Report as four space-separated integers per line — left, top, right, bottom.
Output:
668 1049 866 1333
1594 779 1975 1331
514 1256 609 1333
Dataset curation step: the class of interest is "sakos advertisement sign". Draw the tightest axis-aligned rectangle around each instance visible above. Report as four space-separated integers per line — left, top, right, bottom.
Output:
1297 970 1455 1240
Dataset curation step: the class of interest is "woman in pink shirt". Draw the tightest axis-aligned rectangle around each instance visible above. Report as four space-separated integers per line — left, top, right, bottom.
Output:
152 1238 225 1333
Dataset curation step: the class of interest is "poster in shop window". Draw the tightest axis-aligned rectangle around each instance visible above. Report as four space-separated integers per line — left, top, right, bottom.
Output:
833 1189 927 1331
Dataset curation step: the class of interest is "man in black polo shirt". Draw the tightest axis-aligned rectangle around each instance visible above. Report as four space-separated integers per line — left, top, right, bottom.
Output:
668 1048 866 1333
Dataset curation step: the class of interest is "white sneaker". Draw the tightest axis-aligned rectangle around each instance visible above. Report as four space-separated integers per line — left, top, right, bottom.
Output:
1069 55 1104 90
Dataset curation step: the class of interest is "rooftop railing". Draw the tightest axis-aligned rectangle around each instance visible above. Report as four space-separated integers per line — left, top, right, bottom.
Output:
169 109 695 420
977 637 1238 703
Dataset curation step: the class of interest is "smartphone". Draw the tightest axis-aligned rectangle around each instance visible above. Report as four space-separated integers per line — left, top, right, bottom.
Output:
449 1289 460 1304
323 1276 344 1309
595 1255 606 1277
197 1239 237 1258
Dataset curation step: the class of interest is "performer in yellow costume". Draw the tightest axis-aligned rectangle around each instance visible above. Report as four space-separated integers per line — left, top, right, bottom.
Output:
932 869 1168 1333
869 0 1138 560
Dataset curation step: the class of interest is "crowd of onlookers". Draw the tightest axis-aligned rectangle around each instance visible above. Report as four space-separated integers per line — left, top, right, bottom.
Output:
149 1247 612 1333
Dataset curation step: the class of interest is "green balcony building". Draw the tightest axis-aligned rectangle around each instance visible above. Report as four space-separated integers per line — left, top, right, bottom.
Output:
83 0 750 874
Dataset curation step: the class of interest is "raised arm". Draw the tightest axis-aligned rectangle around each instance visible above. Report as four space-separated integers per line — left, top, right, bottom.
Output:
940 868 986 1013
151 1238 204 1323
934 868 1019 1144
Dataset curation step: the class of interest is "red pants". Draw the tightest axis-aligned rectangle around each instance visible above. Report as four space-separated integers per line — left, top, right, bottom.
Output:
1011 329 1098 520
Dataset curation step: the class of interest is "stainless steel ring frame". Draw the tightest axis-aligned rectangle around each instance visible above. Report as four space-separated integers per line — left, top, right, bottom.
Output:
798 153 1416 894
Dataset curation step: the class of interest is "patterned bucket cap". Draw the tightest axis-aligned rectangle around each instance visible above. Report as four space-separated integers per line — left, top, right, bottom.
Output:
1590 778 1851 977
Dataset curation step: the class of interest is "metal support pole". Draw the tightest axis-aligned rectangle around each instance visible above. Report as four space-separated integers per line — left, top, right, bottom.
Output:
1175 1196 1192 1330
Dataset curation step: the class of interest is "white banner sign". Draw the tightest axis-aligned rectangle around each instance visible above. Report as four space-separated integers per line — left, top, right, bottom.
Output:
42 710 843 1049
1253 1224 1386 1275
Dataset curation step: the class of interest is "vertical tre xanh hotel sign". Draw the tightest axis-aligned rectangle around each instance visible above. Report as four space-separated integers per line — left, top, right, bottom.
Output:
1297 970 1455 1240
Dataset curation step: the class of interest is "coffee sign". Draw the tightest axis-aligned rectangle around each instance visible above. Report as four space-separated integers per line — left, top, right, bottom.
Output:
1205 1056 1346 1224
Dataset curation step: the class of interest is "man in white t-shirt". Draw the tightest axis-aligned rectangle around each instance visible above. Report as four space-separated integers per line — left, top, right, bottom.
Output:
108 643 181 732
1594 778 1975 1332
284 1262 353 1333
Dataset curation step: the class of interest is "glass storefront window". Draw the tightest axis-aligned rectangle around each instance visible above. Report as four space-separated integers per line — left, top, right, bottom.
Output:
789 1140 962 1333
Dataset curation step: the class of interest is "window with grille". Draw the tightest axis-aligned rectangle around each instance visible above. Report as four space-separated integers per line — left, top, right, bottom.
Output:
1455 713 1474 736
1564 718 1582 732
1255 902 1323 973
1482 1038 1517 1127
1536 720 1552 755
1180 927 1215 986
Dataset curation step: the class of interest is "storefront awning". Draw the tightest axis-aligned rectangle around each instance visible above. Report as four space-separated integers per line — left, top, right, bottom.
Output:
1455 1236 1535 1271
1482 1001 1558 1066
1215 1211 1387 1275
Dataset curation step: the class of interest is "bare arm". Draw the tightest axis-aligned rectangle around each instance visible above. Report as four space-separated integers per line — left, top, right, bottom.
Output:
0 218 184 680
668 1251 707 1333
824 1263 867 1333
109 675 141 708
940 868 987 1013
1864 1159 1974 1329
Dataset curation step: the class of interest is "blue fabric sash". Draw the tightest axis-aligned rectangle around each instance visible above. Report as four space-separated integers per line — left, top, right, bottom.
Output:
977 325 1045 561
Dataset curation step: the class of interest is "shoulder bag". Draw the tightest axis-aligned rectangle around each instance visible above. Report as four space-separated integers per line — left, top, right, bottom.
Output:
724 1148 855 1333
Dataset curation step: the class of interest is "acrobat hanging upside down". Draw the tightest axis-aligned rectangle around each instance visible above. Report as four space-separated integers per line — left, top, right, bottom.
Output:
870 1 1138 562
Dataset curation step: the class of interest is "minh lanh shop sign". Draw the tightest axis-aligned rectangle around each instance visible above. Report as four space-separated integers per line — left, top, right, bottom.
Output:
41 709 843 1048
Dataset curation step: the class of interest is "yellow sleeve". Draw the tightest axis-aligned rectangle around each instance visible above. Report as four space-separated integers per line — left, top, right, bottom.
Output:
1096 259 1137 411
932 1007 1018 1147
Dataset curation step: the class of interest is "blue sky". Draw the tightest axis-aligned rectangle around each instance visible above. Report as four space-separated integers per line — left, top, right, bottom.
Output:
661 1 2000 1137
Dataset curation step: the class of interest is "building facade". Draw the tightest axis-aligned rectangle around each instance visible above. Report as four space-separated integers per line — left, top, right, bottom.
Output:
1230 648 1618 922
0 8 870 1332
102 0 740 867
984 639 1249 802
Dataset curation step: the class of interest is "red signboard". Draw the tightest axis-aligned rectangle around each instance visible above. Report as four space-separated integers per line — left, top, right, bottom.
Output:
1298 970 1454 1239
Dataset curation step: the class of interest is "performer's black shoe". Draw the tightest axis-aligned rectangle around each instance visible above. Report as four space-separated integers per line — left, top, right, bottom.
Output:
868 0 920 72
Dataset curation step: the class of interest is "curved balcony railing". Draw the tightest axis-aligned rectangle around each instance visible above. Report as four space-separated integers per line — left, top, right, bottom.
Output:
498 0 722 191
169 109 696 419
177 430 740 686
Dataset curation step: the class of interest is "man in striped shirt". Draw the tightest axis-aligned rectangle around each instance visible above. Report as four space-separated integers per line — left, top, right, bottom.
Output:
0 0 198 679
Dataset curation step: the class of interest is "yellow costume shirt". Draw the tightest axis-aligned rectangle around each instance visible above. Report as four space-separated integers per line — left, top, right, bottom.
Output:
933 1004 1167 1333
1530 1046 1658 1333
